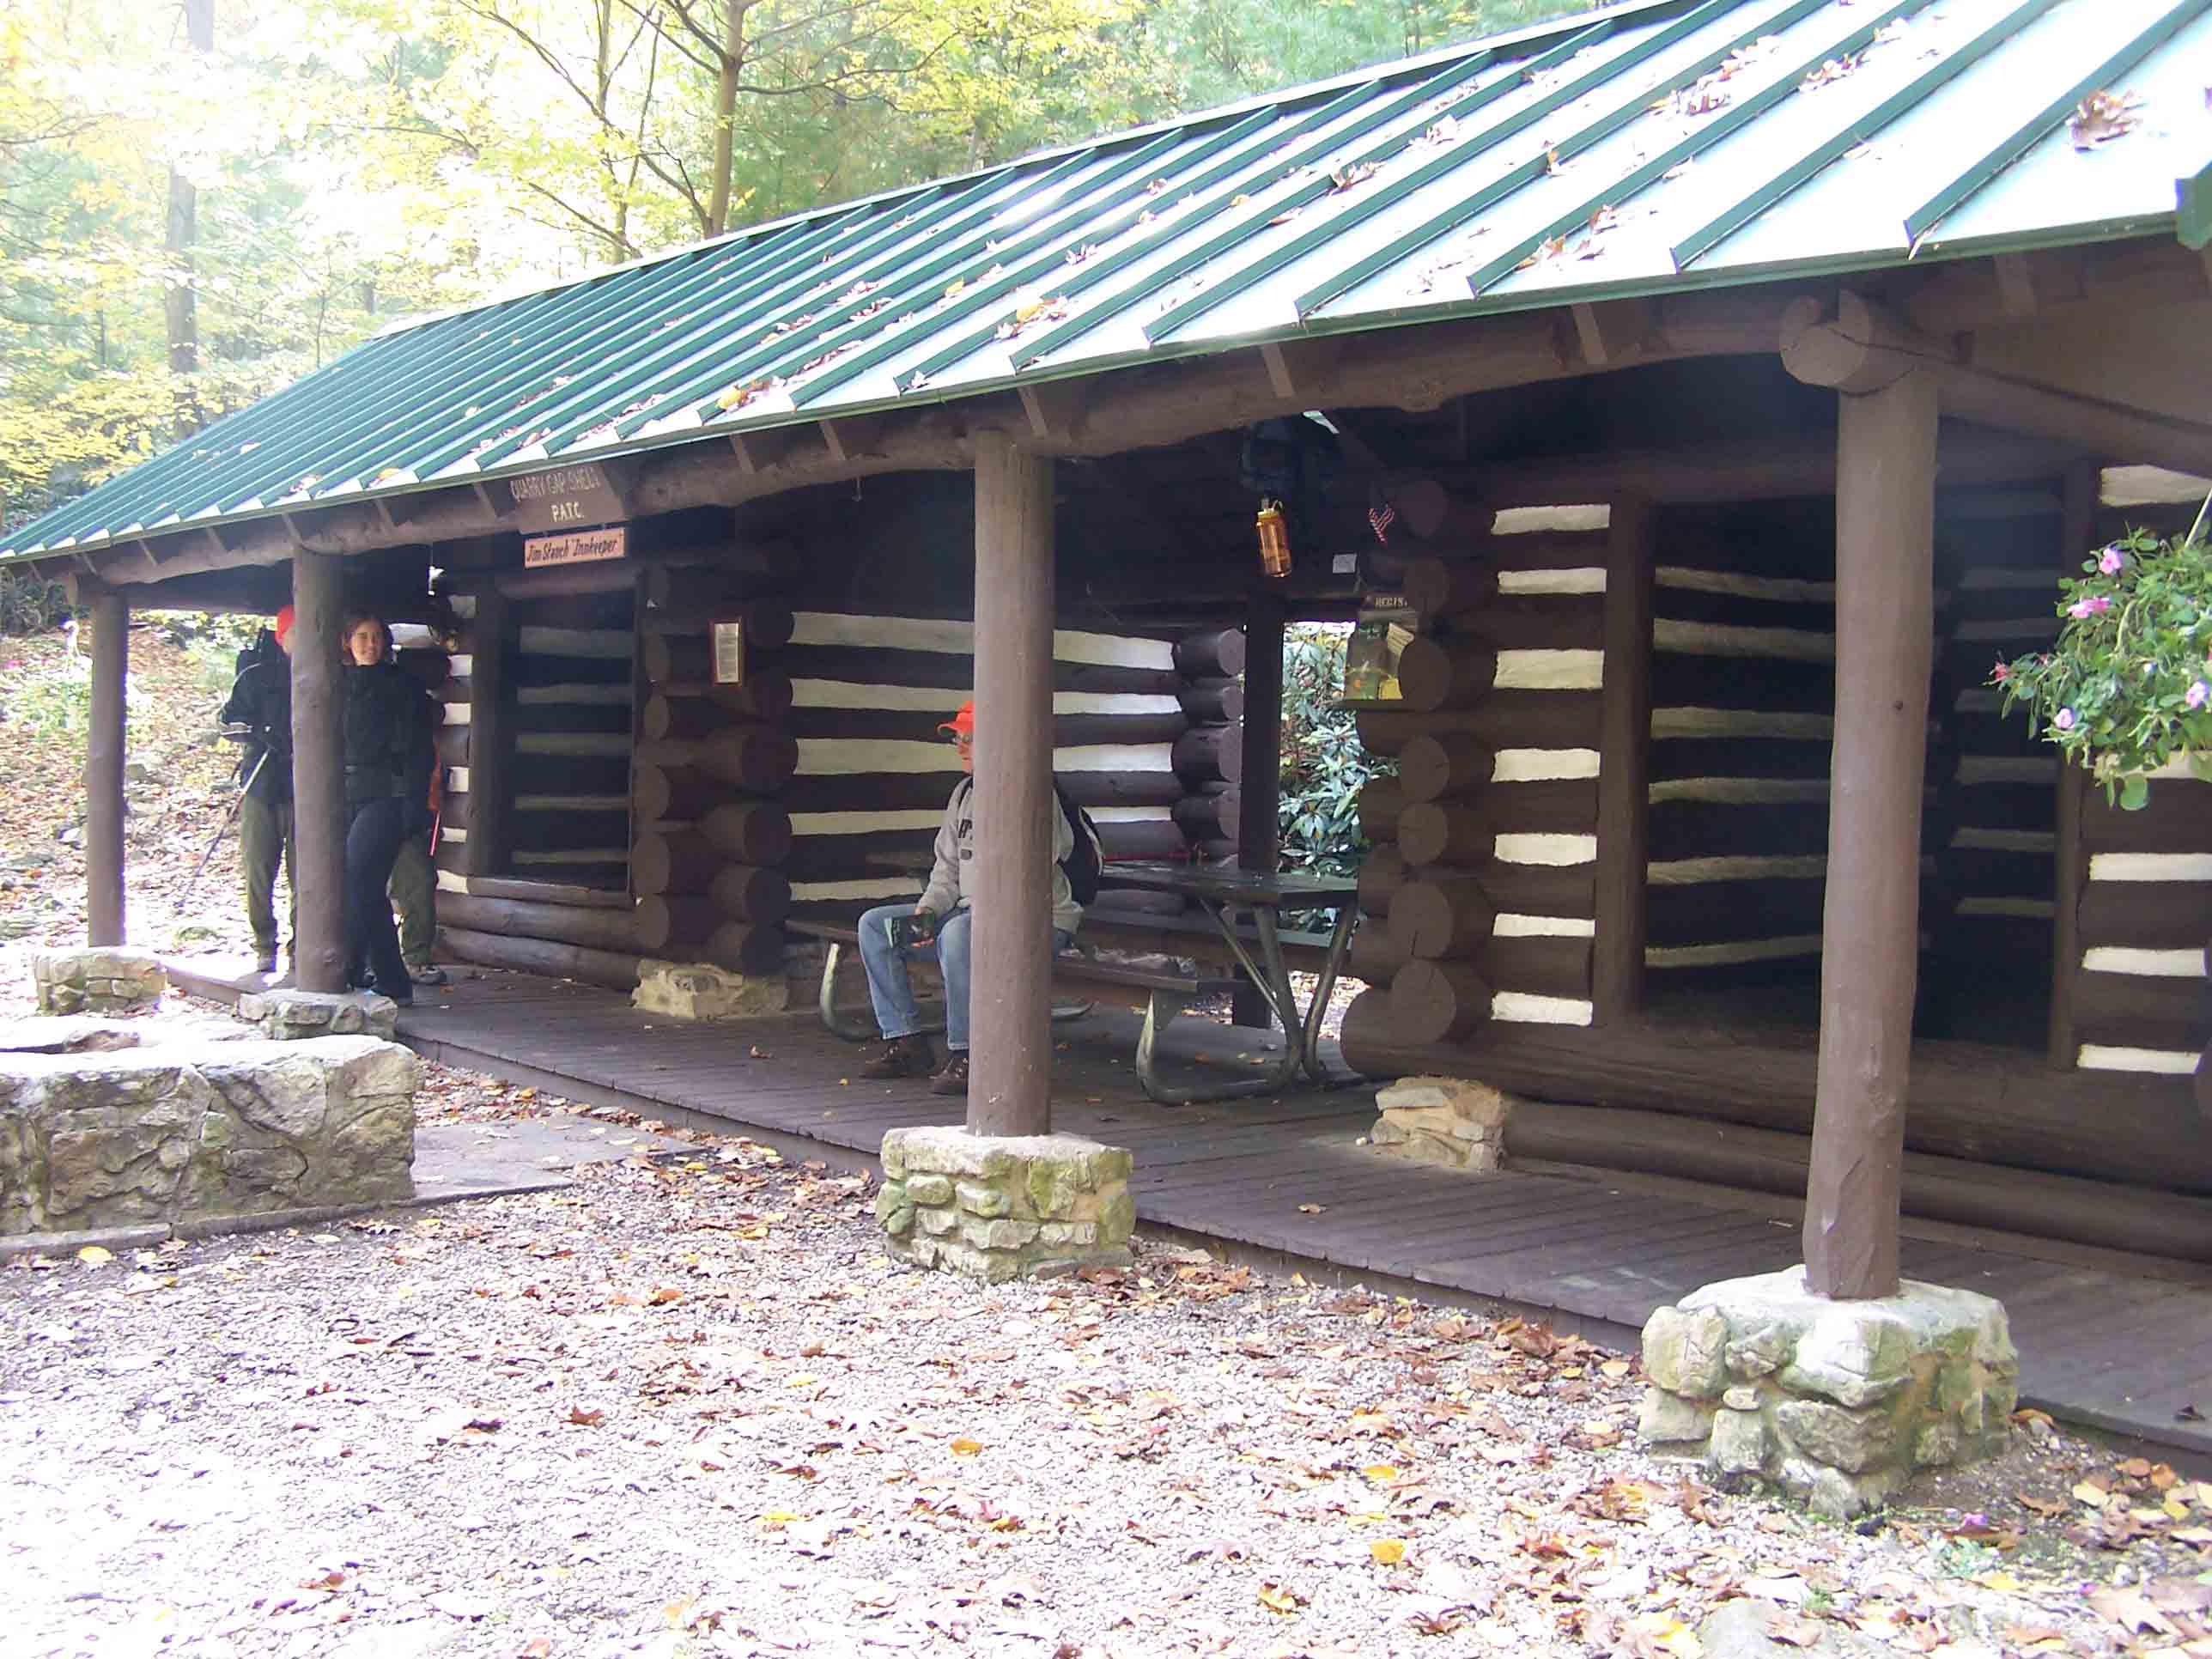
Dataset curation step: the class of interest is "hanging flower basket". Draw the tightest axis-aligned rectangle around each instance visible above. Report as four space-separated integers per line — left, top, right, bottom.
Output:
1992 527 2212 810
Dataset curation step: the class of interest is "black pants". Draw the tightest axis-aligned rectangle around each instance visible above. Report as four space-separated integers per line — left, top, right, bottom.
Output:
344 796 412 1000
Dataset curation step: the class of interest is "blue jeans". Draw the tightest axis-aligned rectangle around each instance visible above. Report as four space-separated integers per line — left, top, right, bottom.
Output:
857 903 1072 1054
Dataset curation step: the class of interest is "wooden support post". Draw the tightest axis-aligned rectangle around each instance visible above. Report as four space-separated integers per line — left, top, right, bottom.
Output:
1236 593 1285 1027
289 550 348 994
2048 461 2099 1070
465 588 514 878
84 587 128 945
1593 499 1653 1022
967 433 1057 1138
1802 369 1938 1300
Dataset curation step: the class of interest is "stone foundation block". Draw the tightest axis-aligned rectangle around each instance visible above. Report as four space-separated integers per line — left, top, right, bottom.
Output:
236 990 398 1042
1368 1076 1511 1173
878 1126 1133 1282
30 949 167 1016
1 1036 416 1234
0 1017 148 1055
1636 1267 2019 1518
634 960 789 1020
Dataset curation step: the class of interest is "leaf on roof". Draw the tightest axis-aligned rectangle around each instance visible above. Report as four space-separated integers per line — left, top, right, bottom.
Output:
836 280 879 305
1229 193 1249 207
849 300 887 325
373 466 409 485
715 378 776 412
1800 52 1863 91
1871 18 1911 46
1671 82 1730 117
996 295 1070 340
906 369 930 392
1145 177 1169 195
944 277 969 299
1269 208 1304 227
1517 234 1570 271
793 344 855 379
1545 147 1569 175
1063 244 1096 266
1329 162 1377 193
1662 161 1694 181
1416 116 1459 148
2069 88 2144 148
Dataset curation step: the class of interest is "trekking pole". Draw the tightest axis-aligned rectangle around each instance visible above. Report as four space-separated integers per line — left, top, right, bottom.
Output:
179 748 267 905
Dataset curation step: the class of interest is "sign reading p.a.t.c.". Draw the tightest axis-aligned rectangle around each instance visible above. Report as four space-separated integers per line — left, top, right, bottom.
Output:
508 463 626 533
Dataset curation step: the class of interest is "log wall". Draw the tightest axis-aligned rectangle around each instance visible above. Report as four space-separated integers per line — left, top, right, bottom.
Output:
1642 498 1837 985
2069 763 2212 1076
776 611 1197 921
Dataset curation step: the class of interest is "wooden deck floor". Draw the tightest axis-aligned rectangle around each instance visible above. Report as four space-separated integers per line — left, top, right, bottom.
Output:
174 958 2212 1463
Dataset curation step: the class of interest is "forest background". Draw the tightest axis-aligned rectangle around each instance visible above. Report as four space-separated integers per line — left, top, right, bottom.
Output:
0 0 1589 530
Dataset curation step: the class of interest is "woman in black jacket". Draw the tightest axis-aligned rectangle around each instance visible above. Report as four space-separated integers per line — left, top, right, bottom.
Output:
341 612 425 1005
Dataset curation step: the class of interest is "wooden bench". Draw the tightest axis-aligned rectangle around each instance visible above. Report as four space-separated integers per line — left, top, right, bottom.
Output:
787 916 1279 1105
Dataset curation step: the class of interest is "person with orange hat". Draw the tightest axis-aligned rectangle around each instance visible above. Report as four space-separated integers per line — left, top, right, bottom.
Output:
854 697 1090 1096
220 605 297 976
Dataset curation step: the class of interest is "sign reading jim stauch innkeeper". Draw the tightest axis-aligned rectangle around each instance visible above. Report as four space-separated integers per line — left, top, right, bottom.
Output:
524 526 627 568
508 462 626 533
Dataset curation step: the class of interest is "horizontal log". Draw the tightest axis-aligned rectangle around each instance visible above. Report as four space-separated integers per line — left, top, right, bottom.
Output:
1398 733 1495 805
642 631 787 684
1466 860 1597 919
1349 918 1411 984
1357 693 1601 754
1171 724 1243 786
1936 846 2054 900
1647 738 1834 781
1334 1002 2212 1196
632 896 718 955
518 625 632 660
636 726 798 793
786 830 933 884
1482 529 1611 571
781 770 1185 814
632 830 735 896
1390 958 1492 1044
508 805 631 853
450 876 629 909
1649 798 1829 861
1479 934 1593 1000
640 693 781 744
2081 784 2212 855
1097 819 1196 861
512 754 629 799
439 925 641 993
1449 593 1605 653
1357 844 1408 915
1085 889 1192 917
654 675 798 724
1402 557 1498 617
510 651 629 690
1500 1099 2212 1263
514 730 630 758
1395 479 1491 556
1399 781 1599 866
1173 628 1246 679
787 707 1188 747
1652 653 1832 712
2072 969 2211 1054
494 560 639 599
1358 780 1404 844
1647 877 1826 948
2078 882 2212 951
709 863 793 924
635 764 724 823
1177 678 1244 724
440 891 638 953
514 700 629 737
1652 582 1836 635
641 581 796 647
1390 876 1496 959
781 643 1182 698
1395 636 1498 712
701 921 786 976
1171 787 1241 838
434 726 469 768
700 801 795 865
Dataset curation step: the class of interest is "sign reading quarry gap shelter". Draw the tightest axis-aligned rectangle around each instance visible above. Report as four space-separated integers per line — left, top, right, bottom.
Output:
509 462 626 533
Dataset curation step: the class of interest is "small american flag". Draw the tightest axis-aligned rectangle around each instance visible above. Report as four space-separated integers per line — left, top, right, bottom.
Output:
1367 500 1395 544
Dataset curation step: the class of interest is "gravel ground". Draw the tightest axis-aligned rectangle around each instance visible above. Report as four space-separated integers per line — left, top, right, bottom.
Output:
6 1059 2208 1659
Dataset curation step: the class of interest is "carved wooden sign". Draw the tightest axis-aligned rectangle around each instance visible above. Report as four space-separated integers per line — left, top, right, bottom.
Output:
509 462 627 532
523 525 627 568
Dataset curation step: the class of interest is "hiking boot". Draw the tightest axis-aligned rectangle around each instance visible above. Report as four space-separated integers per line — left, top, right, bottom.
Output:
862 1034 936 1079
409 963 448 987
929 1054 969 1097
253 946 278 975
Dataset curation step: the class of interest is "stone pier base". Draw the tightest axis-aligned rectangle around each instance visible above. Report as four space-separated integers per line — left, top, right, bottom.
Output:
1638 1267 2018 1518
633 959 788 1020
1369 1075 1510 1171
877 1126 1133 1283
31 948 167 1015
237 989 398 1041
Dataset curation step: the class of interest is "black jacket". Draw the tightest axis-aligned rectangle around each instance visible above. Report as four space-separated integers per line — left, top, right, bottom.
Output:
343 660 430 806
221 638 292 805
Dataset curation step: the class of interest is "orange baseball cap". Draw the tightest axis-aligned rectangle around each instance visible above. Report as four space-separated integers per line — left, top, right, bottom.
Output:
938 700 975 739
273 604 295 643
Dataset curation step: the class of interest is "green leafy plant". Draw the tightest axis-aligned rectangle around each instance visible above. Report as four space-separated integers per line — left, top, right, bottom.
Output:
0 567 73 636
1991 526 2212 809
1275 624 1394 930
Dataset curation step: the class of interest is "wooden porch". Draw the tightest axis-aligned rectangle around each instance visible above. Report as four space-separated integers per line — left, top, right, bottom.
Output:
173 957 2212 1467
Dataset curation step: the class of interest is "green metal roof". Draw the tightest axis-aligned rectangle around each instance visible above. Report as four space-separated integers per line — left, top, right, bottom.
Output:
9 0 2208 562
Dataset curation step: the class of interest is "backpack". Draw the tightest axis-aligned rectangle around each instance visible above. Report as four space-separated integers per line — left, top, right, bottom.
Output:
1054 784 1105 907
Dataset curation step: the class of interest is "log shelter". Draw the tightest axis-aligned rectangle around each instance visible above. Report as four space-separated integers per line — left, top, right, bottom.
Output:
9 0 2212 1312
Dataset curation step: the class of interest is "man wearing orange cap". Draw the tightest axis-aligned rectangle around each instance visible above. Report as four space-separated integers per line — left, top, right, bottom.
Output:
221 605 297 976
856 698 1085 1096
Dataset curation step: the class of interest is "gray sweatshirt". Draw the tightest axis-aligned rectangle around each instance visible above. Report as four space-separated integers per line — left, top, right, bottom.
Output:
919 776 1082 937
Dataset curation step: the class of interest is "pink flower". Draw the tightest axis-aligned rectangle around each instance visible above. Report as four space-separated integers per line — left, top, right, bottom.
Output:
2191 681 2209 711
1990 660 2010 681
2054 708 2076 731
2099 544 2127 575
2068 595 2112 619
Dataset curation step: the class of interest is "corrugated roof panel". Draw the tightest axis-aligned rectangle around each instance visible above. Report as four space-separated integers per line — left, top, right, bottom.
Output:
7 0 2203 563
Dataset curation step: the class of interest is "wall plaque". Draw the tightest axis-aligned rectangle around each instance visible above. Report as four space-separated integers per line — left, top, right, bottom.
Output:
523 525 628 568
509 462 627 532
712 618 746 686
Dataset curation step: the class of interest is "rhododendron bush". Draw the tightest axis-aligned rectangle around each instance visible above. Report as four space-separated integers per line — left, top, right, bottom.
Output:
1992 526 2212 810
